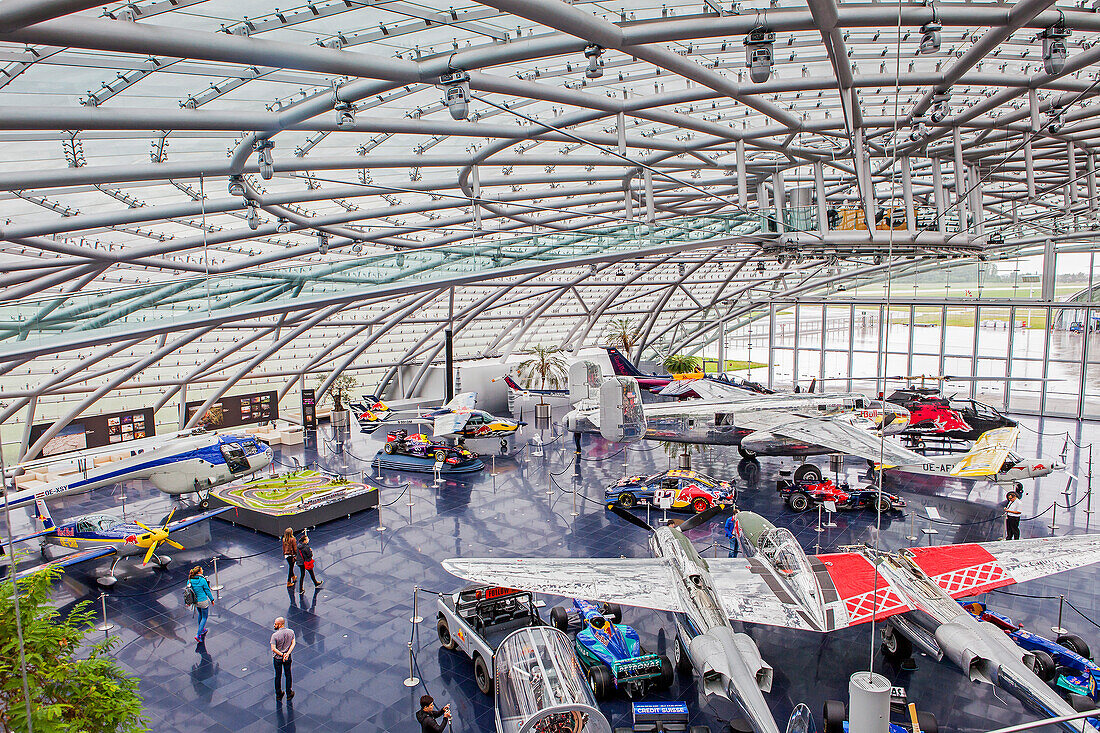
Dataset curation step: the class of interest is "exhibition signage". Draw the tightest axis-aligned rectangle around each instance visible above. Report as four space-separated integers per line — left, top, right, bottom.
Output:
29 407 156 459
186 390 278 430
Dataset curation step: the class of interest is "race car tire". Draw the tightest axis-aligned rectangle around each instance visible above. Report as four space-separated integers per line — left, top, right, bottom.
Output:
434 450 447 462
384 442 395 455
823 700 846 733
1057 633 1091 659
674 635 693 675
615 728 634 733
474 654 493 695
689 727 711 733
787 491 811 513
881 624 913 659
617 492 637 508
793 464 823 483
1068 693 1095 712
877 495 894 514
738 446 757 459
693 497 711 513
437 616 457 650
550 606 570 633
657 655 675 690
1031 649 1056 682
601 603 623 624
588 663 613 700
915 711 938 733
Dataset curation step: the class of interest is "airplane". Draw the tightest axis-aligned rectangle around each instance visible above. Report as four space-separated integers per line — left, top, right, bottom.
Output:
1 432 273 511
445 505 783 733
349 398 393 430
884 385 1017 443
565 365 918 480
4 497 231 586
417 392 526 440
605 347 773 396
444 502 1100 733
495 375 568 399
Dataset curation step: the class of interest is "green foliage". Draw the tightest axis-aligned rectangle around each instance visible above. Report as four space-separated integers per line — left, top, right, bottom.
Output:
317 372 358 412
0 566 147 733
515 346 569 403
605 318 641 352
662 353 703 375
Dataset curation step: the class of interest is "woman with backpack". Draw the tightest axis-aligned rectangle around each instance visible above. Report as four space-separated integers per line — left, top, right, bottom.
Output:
187 566 214 642
295 532 322 593
282 528 298 588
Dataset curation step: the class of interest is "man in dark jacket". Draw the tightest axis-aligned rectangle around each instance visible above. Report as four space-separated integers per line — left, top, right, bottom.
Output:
416 694 451 732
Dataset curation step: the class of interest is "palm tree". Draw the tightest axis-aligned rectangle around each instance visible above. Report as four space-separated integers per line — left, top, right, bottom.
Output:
662 353 703 375
515 345 569 404
606 317 641 351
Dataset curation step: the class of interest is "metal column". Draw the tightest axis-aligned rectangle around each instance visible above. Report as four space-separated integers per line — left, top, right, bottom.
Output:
815 161 828 233
736 138 748 208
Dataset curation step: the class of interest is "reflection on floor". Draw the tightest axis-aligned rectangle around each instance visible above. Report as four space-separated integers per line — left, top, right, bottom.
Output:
29 412 1100 733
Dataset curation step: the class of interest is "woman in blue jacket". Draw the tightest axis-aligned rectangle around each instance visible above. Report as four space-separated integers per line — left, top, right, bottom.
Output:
188 566 214 642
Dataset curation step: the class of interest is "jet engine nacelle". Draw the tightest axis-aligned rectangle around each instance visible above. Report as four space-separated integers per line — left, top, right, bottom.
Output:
689 627 774 694
933 619 1033 685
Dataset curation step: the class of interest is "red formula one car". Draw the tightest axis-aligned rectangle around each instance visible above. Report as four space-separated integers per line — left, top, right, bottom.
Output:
777 476 906 513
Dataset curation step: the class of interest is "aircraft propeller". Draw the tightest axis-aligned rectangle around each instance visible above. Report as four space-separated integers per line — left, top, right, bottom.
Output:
678 504 727 532
137 508 185 565
610 505 654 532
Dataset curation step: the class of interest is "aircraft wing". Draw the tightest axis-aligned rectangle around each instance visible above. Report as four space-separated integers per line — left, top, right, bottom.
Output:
906 534 1100 597
166 506 232 532
434 412 470 437
442 557 683 613
972 426 1020 451
707 559 827 631
444 392 477 410
657 379 750 400
11 546 117 581
756 415 928 467
949 426 1021 476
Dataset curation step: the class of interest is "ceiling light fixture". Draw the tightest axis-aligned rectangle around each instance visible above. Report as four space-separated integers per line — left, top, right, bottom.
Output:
744 26 776 83
440 70 471 121
584 45 604 79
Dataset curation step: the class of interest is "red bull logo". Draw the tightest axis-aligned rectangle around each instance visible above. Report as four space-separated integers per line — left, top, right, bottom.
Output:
125 535 138 545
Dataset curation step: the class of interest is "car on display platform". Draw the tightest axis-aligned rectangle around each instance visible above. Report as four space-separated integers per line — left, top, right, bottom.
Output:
777 475 906 514
383 429 476 465
961 600 1100 706
435 584 548 695
819 697 938 733
549 598 673 700
605 469 735 513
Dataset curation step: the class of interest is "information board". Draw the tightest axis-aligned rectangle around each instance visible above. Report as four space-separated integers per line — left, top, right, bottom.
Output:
186 390 278 430
29 407 156 459
301 388 317 430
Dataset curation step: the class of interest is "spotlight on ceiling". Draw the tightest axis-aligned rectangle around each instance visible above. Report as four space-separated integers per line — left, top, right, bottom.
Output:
1047 105 1065 134
351 243 363 254
919 15 942 54
1041 18 1071 75
227 174 245 197
246 203 261 230
909 114 929 141
317 231 329 255
584 45 604 79
334 100 355 128
440 70 470 121
929 92 951 124
254 139 275 180
756 261 766 273
744 26 775 83
276 218 291 233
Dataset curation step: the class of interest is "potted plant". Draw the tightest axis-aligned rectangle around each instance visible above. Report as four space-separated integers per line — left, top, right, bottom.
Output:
318 372 358 429
662 353 703 375
516 345 568 421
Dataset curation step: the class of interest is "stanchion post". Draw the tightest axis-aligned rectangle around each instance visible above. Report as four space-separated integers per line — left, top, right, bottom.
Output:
410 585 423 624
403 640 420 687
210 556 224 592
815 504 825 534
96 593 114 632
1052 595 1068 636
1050 501 1058 533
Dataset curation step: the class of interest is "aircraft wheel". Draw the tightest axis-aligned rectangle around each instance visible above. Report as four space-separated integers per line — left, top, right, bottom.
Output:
915 711 938 733
434 450 447 463
1014 481 1024 493
1031 649 1056 681
738 446 757 460
881 624 913 659
473 654 493 695
550 606 569 632
617 492 637 509
200 498 211 509
588 663 613 700
693 497 711 513
384 443 395 455
823 700 846 733
1057 633 1090 659
657 655 674 690
601 603 622 624
437 616 457 650
674 635 693 675
154 555 171 569
793 464 823 483
787 491 811 513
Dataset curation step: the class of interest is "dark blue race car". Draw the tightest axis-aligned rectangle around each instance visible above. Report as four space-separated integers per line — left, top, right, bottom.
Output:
550 598 673 699
962 601 1100 707
606 469 735 513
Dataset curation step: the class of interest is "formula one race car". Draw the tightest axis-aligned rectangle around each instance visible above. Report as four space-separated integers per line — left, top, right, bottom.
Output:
606 469 735 513
549 598 673 700
962 601 1100 705
777 476 906 514
384 429 476 465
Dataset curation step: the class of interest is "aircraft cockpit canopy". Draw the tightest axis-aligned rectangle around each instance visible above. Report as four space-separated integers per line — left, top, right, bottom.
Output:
757 528 812 579
220 441 250 473
240 438 264 456
77 515 119 533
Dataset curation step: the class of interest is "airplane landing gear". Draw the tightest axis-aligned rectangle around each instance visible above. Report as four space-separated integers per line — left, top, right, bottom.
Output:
500 438 508 455
199 490 211 509
793 463 823 483
153 555 171 569
97 556 122 587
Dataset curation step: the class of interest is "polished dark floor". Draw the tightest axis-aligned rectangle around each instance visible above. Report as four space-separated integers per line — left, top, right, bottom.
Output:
29 410 1100 733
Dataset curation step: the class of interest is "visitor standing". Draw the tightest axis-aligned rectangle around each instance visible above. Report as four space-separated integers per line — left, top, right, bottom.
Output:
271 617 296 701
1005 491 1022 540
296 532 323 593
417 695 451 733
187 566 213 642
282 528 298 588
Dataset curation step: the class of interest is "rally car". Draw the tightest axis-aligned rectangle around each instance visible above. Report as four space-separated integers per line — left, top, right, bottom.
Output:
606 469 735 513
961 600 1100 705
549 598 673 699
384 429 476 465
777 476 906 513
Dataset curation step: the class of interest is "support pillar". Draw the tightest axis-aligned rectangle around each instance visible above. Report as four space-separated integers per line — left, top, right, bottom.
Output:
736 139 748 208
1069 143 1079 204
444 329 454 403
953 127 967 232
643 168 655 223
772 170 786 233
901 156 915 234
814 161 828 233
471 165 482 230
1088 153 1097 214
1025 133 1036 199
932 157 947 234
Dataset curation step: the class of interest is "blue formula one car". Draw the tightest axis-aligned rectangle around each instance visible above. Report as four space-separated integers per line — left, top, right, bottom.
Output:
606 469 735 513
549 598 673 699
962 601 1100 707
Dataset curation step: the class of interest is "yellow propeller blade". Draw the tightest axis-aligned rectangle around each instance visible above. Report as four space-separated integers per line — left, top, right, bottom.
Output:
164 539 185 551
161 508 177 529
142 540 160 566
134 521 155 534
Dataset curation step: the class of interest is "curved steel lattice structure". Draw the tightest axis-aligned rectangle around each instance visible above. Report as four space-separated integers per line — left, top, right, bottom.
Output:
0 0 1098 456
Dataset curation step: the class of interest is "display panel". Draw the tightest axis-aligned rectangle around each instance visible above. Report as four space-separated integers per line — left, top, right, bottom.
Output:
29 407 156 459
186 391 278 430
301 388 317 430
